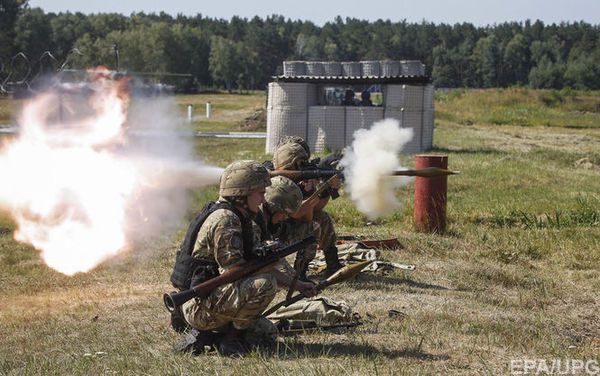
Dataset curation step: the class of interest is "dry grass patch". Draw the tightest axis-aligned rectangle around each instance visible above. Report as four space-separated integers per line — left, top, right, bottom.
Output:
1 90 599 375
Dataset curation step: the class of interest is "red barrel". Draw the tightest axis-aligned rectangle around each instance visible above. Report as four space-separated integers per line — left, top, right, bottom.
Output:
414 155 448 233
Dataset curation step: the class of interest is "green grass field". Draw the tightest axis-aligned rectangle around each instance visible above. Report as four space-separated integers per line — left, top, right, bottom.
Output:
1 89 599 375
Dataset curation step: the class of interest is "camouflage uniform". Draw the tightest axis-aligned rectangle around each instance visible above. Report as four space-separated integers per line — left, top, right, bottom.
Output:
182 205 277 331
280 213 337 274
273 142 309 170
279 135 311 156
272 217 318 272
181 160 276 335
272 142 341 273
313 209 337 251
261 176 314 276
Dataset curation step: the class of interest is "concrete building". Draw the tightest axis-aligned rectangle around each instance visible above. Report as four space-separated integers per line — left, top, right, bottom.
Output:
266 60 434 154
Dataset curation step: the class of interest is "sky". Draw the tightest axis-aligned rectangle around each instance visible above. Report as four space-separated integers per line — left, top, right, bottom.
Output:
28 0 600 26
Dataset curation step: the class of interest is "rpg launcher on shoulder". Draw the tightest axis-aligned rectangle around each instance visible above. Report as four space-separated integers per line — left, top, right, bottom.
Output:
268 153 338 180
163 235 316 313
269 166 459 182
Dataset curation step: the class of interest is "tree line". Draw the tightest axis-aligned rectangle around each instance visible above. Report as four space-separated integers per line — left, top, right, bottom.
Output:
2 1 600 91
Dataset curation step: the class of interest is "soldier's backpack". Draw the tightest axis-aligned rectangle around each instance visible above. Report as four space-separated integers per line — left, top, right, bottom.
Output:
170 201 256 291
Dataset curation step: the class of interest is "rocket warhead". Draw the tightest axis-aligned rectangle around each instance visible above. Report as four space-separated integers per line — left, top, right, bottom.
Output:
323 260 373 286
391 167 460 177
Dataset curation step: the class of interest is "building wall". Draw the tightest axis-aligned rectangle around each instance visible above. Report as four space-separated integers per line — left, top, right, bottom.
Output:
267 60 434 154
266 82 434 154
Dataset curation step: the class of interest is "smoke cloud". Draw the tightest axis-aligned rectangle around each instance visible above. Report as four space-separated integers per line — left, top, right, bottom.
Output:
120 96 223 244
339 119 413 219
0 77 221 275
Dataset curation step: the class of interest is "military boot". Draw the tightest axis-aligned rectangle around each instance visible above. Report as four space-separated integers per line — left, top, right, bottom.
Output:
323 245 342 277
173 328 218 354
243 317 278 350
216 324 249 357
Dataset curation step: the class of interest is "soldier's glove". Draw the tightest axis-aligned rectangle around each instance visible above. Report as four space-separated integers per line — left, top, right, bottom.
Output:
297 281 318 298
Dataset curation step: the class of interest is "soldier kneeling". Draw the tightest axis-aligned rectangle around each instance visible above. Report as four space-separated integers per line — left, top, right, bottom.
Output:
169 160 316 357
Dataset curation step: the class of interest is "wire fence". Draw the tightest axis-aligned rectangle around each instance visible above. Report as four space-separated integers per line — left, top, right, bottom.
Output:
0 48 197 96
0 49 86 96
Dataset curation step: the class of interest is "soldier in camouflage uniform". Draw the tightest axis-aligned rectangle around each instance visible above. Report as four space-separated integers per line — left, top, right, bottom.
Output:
260 175 319 292
261 176 316 276
180 160 315 356
272 141 343 277
261 175 304 240
280 135 311 156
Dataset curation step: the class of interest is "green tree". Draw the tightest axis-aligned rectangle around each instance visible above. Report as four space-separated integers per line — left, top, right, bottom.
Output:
236 42 259 91
472 35 501 87
323 37 339 60
88 13 129 39
503 33 530 85
4 12 600 90
294 33 323 60
70 33 99 68
366 20 393 60
243 15 292 85
209 36 242 92
228 16 247 41
169 24 211 86
528 36 566 89
564 51 600 89
388 20 416 60
338 18 371 60
432 45 460 87
528 56 565 89
0 0 28 58
13 7 53 60
50 12 92 60
530 37 563 65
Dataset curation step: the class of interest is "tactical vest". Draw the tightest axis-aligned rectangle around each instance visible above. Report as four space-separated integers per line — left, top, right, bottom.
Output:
170 201 262 290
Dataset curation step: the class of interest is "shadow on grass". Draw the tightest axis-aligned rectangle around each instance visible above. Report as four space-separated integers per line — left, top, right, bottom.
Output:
431 146 505 155
273 340 450 361
349 274 452 291
563 124 600 129
183 336 450 361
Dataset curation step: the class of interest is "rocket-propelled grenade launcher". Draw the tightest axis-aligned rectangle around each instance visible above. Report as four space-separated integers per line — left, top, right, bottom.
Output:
262 260 373 317
269 167 459 182
163 235 316 313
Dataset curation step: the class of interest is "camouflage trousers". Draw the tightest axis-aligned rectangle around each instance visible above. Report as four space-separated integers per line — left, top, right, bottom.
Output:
182 273 277 331
313 210 337 251
280 210 337 269
283 219 317 265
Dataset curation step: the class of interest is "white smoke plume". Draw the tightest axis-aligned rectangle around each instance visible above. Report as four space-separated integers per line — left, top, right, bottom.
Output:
119 96 223 245
339 119 413 219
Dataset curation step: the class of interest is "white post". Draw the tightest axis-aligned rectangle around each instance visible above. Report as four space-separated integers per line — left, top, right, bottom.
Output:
187 105 193 123
206 102 212 119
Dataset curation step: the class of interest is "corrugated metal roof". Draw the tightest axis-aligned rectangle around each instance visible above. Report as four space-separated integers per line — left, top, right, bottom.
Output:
272 75 431 84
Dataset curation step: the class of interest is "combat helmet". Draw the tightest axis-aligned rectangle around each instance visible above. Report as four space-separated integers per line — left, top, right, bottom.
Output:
265 176 303 214
219 160 271 197
273 142 308 170
279 136 311 157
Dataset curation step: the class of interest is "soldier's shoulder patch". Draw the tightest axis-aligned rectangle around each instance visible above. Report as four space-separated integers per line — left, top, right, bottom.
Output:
230 233 243 249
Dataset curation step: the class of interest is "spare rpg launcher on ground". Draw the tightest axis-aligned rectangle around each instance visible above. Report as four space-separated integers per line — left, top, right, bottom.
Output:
263 260 373 317
163 235 317 313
